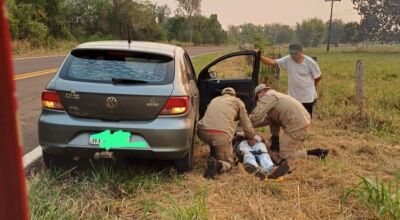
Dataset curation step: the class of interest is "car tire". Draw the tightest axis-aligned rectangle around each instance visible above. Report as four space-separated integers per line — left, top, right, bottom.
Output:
42 150 69 168
175 137 194 173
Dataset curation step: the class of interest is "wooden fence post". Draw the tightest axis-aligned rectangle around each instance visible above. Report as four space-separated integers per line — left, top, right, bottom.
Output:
355 60 364 115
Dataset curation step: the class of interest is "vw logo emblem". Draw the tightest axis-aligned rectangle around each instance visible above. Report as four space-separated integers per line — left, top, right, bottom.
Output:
105 97 118 109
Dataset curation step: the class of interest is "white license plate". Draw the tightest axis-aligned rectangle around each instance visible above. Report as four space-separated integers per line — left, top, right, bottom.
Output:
89 137 102 145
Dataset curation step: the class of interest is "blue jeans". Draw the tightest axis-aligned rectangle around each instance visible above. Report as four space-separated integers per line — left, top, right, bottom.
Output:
238 141 274 173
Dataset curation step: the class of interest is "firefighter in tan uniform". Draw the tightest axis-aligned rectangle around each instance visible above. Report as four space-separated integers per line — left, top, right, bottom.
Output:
197 87 256 179
249 84 328 162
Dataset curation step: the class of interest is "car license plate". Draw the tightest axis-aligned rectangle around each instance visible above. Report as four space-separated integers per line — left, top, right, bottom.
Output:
89 130 149 150
89 136 102 145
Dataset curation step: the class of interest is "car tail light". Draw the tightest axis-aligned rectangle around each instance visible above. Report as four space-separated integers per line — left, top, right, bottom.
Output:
160 96 190 115
41 90 64 110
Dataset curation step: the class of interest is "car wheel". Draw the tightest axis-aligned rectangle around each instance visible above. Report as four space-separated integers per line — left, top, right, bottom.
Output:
42 150 69 168
175 137 194 173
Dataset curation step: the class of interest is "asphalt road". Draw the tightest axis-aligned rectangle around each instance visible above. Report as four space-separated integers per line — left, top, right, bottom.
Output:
15 46 234 155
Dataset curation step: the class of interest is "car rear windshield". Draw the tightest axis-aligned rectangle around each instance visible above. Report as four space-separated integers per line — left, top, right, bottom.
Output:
59 49 175 84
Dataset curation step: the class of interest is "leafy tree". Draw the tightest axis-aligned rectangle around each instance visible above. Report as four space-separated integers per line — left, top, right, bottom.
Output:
263 23 294 44
344 22 362 44
154 4 171 25
7 1 48 46
296 18 326 47
6 0 19 39
166 16 190 42
325 19 345 45
353 0 400 43
6 0 225 47
69 0 114 40
44 0 72 39
204 14 227 45
175 0 202 44
227 25 241 44
166 14 226 45
175 0 201 17
239 23 265 43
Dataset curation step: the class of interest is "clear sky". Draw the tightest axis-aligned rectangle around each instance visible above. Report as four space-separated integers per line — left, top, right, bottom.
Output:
151 0 360 29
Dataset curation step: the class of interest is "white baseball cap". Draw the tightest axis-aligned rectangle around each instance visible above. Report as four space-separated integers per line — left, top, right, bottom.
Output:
222 87 236 96
254 84 270 95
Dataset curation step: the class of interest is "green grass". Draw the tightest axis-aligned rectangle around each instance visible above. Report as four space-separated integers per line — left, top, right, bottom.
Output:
158 188 208 219
28 164 176 219
342 172 400 219
192 50 234 74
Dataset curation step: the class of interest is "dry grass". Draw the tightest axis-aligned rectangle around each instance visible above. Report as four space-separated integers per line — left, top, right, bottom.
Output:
12 40 78 58
27 46 400 219
28 126 399 219
209 55 253 79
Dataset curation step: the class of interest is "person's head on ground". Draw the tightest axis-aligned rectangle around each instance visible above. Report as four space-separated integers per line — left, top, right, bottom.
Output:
289 43 304 63
254 84 270 101
221 87 236 97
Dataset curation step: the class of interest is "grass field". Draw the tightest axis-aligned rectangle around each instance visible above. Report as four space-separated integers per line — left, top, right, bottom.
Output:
12 40 78 58
27 45 400 219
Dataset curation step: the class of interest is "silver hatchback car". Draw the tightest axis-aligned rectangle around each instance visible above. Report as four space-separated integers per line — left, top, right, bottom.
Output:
39 41 261 172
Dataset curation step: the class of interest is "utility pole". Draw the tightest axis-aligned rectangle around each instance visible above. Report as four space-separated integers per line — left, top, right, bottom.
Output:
326 0 341 52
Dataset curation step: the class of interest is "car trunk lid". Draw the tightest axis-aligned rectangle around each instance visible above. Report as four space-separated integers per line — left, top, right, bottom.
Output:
55 80 173 121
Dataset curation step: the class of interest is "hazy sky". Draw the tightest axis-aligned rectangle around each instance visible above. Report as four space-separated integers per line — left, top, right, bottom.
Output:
151 0 360 29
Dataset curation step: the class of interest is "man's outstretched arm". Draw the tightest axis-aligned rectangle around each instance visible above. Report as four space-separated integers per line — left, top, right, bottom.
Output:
260 55 277 66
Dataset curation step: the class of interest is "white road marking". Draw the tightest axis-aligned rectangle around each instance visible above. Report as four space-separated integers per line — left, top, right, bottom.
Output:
23 146 42 168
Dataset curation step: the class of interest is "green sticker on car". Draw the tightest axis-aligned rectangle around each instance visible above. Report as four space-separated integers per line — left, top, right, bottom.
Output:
89 130 148 151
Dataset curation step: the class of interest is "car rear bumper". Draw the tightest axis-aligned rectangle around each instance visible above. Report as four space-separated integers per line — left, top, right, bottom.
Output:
38 109 195 160
41 146 188 160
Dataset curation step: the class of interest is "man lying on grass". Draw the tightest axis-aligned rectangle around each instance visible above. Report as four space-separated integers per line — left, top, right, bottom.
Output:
249 84 329 164
233 132 289 180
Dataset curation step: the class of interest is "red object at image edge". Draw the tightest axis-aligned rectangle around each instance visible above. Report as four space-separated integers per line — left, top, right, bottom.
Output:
0 1 29 220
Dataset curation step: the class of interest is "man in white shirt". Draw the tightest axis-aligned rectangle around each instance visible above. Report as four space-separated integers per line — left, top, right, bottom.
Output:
258 43 321 117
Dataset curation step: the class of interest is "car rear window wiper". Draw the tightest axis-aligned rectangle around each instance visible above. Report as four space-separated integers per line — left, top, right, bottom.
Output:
111 78 148 84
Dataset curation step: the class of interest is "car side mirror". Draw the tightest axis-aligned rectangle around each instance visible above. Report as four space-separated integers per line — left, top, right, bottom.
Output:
209 71 217 79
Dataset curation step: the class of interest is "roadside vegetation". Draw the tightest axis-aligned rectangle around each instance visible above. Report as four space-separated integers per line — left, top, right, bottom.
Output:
27 45 400 219
7 0 227 56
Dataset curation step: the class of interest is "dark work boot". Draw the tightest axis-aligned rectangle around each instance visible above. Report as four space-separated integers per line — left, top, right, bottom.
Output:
203 157 218 179
268 163 289 179
307 148 329 159
244 163 257 174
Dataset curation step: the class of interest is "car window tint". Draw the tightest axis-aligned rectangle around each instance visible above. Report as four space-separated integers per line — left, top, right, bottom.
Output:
60 50 174 84
209 54 254 79
183 55 195 81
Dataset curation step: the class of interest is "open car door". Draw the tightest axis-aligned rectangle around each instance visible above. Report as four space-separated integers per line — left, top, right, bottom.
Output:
197 50 261 118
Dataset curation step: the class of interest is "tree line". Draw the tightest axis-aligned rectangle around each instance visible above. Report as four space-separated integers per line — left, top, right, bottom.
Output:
6 0 400 48
6 0 226 47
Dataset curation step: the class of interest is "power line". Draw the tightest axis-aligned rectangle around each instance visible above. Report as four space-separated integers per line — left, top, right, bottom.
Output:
334 10 355 14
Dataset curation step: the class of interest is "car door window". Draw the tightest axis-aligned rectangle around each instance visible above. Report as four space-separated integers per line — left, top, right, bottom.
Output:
197 51 260 118
208 54 254 79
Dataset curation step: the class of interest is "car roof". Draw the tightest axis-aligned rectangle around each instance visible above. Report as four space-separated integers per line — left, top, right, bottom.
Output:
74 41 180 57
